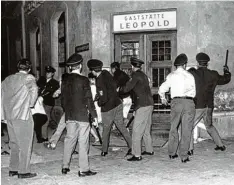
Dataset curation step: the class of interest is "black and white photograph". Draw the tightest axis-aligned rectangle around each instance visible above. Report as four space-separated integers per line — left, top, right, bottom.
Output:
1 0 234 185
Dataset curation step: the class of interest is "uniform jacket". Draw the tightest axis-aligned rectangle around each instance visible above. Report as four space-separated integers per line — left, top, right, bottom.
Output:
113 69 131 99
120 70 154 110
37 76 60 106
96 70 122 112
188 67 231 109
1 72 38 121
61 73 97 122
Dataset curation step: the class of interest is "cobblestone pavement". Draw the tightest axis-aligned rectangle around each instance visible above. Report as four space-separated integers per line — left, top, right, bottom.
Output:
1 132 234 185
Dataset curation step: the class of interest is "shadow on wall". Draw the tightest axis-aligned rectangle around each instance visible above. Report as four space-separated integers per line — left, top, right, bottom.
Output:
214 88 234 112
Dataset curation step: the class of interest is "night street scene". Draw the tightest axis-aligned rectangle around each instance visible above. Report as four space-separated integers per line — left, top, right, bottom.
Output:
1 1 234 185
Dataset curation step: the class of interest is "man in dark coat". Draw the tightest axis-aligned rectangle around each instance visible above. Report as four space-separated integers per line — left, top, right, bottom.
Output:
110 62 132 125
188 52 231 155
87 59 132 157
37 66 60 140
120 57 154 161
61 53 97 177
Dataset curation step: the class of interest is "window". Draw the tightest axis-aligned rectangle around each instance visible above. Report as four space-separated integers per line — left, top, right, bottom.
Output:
58 12 66 64
152 40 171 61
121 42 139 63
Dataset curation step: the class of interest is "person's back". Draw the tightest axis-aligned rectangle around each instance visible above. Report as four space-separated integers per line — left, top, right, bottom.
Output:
2 72 37 121
61 73 96 122
189 67 231 109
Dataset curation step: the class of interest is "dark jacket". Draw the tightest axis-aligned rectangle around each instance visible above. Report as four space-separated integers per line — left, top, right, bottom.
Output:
37 76 60 106
113 69 131 99
61 73 97 122
120 70 154 110
188 67 231 109
96 70 122 112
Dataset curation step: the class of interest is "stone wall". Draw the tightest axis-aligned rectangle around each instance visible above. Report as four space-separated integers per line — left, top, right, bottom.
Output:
25 1 92 80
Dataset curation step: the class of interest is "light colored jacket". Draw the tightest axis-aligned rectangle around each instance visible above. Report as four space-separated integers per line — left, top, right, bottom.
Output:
1 72 38 121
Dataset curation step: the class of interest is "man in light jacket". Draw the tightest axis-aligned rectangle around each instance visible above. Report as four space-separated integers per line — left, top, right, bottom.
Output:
1 59 38 178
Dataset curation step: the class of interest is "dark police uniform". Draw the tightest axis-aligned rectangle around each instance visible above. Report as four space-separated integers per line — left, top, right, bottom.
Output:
61 53 97 176
87 59 132 156
37 66 60 139
188 52 231 152
120 58 154 161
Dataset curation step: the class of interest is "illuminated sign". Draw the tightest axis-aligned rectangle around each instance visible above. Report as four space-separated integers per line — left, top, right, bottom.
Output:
113 10 176 32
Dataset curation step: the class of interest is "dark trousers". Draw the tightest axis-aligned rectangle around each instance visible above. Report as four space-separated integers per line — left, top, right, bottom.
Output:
169 99 195 160
101 104 132 153
33 114 48 141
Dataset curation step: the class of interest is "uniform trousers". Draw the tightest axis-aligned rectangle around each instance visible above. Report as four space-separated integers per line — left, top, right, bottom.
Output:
33 113 48 141
101 103 132 153
62 120 90 172
7 117 34 173
132 105 154 157
169 99 195 160
189 107 223 151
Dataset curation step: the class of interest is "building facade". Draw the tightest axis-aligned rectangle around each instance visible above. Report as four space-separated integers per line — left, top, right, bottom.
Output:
2 1 234 138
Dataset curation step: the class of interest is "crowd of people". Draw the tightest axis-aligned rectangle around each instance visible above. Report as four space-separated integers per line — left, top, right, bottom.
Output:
1 51 231 179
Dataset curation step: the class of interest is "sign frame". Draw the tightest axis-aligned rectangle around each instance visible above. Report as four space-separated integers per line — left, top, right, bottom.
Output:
111 8 177 33
75 43 90 53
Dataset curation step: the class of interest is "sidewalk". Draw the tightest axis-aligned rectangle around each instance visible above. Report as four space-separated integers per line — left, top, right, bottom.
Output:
2 131 234 185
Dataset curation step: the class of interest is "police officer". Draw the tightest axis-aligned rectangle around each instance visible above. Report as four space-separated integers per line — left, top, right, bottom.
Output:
37 66 60 140
110 62 132 125
61 53 97 177
87 59 132 157
120 57 154 161
159 54 196 163
188 52 231 154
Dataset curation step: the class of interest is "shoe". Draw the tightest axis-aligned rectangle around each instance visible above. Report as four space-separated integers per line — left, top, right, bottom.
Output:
1 151 10 155
44 142 56 150
126 148 132 156
62 168 70 174
37 138 48 143
127 156 142 161
169 154 178 159
214 145 226 151
9 171 18 177
188 150 194 156
72 151 79 155
181 157 190 163
78 170 97 177
101 152 108 156
18 173 37 179
141 151 154 155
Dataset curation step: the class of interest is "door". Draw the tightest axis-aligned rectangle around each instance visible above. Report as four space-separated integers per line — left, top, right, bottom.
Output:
114 33 145 75
146 32 177 138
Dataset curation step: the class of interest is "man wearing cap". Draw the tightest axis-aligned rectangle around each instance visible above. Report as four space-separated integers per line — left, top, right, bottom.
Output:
87 59 132 157
120 57 154 161
188 52 231 154
1 59 38 178
37 65 60 141
61 53 97 177
159 54 196 163
110 62 132 126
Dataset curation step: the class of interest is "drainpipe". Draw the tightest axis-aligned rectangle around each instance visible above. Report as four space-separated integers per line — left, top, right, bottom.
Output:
21 0 26 58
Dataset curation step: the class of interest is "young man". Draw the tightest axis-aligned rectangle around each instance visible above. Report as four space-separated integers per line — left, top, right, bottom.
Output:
37 66 60 140
110 62 132 126
87 59 132 157
61 53 97 177
188 52 231 155
1 59 38 178
158 54 196 163
120 57 154 161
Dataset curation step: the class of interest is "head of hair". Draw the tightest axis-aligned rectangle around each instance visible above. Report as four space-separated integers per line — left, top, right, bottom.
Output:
110 62 120 69
17 58 32 71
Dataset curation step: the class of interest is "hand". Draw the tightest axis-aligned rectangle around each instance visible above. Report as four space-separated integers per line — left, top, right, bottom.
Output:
223 66 229 73
161 98 168 106
116 87 120 92
53 89 61 98
92 118 98 127
94 94 100 101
